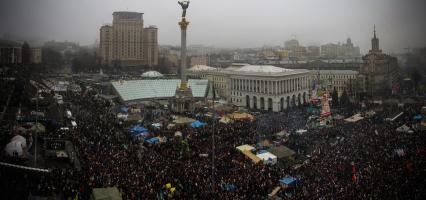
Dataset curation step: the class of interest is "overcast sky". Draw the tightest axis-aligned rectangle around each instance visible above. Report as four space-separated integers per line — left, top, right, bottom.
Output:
1 0 426 53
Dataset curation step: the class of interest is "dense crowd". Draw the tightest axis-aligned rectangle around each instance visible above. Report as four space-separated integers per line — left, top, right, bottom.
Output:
1 87 425 199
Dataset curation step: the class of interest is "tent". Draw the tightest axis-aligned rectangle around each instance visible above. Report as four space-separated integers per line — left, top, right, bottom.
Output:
257 152 278 165
236 144 255 152
151 123 162 129
279 176 297 185
145 137 159 145
174 131 182 137
30 123 46 133
413 115 423 121
344 113 364 123
129 125 148 136
167 123 176 129
296 129 307 135
268 145 296 159
120 106 129 113
173 116 196 124
228 112 254 121
219 116 232 124
276 130 289 138
396 124 413 133
5 141 25 157
241 150 261 164
71 121 77 127
190 120 207 128
92 187 122 200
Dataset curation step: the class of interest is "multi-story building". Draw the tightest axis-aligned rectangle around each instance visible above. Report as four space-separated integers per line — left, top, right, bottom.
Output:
307 46 320 57
0 39 21 65
188 64 311 112
100 11 158 67
360 27 399 97
190 56 209 66
30 47 42 64
311 70 360 96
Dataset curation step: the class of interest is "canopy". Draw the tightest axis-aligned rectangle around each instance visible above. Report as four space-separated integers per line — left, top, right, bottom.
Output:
219 116 232 124
129 125 148 136
257 152 277 165
151 123 162 128
268 145 295 159
228 112 254 121
279 176 297 185
296 129 307 134
173 116 196 124
92 187 122 200
190 120 207 128
236 144 255 152
344 113 364 122
174 131 182 137
413 115 423 120
71 121 77 127
145 137 159 145
120 106 129 113
30 123 46 133
5 141 25 157
396 124 412 133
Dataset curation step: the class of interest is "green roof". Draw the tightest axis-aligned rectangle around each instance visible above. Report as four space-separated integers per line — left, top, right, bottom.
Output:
268 145 295 158
92 187 122 200
111 79 208 102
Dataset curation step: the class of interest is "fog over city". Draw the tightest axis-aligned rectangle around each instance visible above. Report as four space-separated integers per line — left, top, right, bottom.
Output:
1 0 426 52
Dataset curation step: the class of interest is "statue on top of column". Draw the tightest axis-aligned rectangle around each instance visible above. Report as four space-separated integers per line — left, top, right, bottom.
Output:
178 0 190 18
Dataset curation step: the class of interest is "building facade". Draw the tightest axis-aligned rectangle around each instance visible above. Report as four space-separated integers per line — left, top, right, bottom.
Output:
0 39 22 65
312 70 360 96
30 47 42 64
360 27 399 97
100 12 158 67
229 65 310 112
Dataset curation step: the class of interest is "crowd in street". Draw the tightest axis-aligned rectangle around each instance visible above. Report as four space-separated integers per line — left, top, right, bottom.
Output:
1 88 425 199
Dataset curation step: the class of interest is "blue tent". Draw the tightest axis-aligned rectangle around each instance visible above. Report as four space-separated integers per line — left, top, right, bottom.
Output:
129 125 148 136
413 115 423 120
190 120 207 128
120 106 129 113
279 176 297 185
145 137 159 145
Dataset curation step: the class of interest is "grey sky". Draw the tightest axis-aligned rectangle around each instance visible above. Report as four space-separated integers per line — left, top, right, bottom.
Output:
1 0 426 53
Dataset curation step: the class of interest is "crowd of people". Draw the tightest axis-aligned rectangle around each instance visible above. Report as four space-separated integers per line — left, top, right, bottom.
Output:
1 86 425 199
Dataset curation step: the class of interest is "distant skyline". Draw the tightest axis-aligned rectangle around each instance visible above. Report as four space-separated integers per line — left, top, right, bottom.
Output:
1 0 426 54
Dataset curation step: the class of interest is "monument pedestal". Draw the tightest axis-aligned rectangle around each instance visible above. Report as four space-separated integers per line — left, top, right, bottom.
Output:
171 83 194 113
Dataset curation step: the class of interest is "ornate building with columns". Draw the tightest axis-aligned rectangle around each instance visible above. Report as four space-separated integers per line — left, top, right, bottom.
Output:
227 65 310 112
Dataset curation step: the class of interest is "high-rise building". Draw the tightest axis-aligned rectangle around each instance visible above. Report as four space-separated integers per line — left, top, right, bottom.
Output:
360 26 399 97
30 47 42 64
100 11 158 67
0 39 22 65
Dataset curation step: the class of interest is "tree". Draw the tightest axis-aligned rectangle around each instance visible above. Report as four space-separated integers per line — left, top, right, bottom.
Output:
340 89 350 107
411 68 422 94
331 88 339 107
42 47 64 68
22 41 31 64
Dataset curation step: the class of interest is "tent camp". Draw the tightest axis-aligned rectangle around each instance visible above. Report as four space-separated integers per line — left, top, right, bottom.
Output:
92 187 122 200
145 137 159 145
190 120 207 128
257 152 277 165
344 113 364 123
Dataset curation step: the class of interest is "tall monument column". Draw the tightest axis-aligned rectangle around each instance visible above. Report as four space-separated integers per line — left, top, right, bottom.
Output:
171 0 194 113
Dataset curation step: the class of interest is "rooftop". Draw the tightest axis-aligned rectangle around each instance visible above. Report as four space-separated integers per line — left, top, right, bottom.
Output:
316 70 359 75
188 65 217 72
225 65 309 77
111 79 208 102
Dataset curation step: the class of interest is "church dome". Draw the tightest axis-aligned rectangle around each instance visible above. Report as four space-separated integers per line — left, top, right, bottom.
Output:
141 71 164 78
